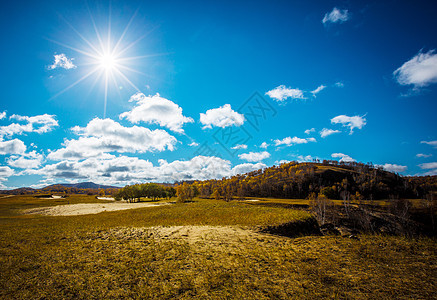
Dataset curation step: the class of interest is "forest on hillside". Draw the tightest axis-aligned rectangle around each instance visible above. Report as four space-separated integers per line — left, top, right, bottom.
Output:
178 161 437 201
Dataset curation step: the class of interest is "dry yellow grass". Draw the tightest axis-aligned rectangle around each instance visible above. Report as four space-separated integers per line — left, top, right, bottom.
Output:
0 195 435 299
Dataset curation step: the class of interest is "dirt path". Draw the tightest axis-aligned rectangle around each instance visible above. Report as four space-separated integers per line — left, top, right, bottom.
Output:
22 202 170 216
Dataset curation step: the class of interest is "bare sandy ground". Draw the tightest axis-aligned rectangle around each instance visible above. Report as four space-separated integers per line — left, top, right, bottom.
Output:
89 225 280 245
23 202 170 216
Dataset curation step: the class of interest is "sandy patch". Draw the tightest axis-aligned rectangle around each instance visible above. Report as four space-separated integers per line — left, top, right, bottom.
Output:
89 225 278 245
96 197 115 200
244 199 261 202
22 202 170 216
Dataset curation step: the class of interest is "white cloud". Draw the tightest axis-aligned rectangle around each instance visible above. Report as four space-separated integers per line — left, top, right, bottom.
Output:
331 153 355 162
0 166 14 188
119 93 194 133
421 140 437 148
297 155 315 162
311 85 326 97
48 53 76 70
416 153 432 158
0 139 26 155
199 104 245 129
377 163 408 173
394 50 437 88
232 162 267 175
418 162 437 176
238 151 270 162
275 160 291 165
419 162 437 170
0 111 6 120
334 81 344 88
28 155 266 185
331 115 366 134
259 142 269 149
48 118 177 161
322 7 350 24
265 85 305 102
320 128 341 138
305 128 315 135
7 151 44 169
231 144 247 150
274 136 316 147
188 142 199 147
0 114 58 139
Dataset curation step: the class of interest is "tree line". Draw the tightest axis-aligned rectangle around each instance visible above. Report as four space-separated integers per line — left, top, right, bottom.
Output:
114 183 176 202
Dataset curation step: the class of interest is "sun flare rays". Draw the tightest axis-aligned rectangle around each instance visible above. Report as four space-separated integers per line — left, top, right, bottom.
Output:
49 10 148 118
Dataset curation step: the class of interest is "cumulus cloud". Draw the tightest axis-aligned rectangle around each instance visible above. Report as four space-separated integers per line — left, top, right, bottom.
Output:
0 166 14 188
378 163 408 173
199 104 245 129
0 139 26 155
188 142 199 147
119 93 193 133
259 142 269 149
297 155 316 162
48 118 177 161
394 50 437 88
311 85 326 97
0 114 58 139
331 153 355 162
416 153 432 158
305 128 315 135
418 162 437 175
231 144 248 150
0 111 6 120
274 136 316 147
265 85 305 102
320 128 341 138
322 7 350 24
238 151 270 162
28 155 266 185
421 140 437 148
6 151 44 169
48 53 76 70
331 115 366 134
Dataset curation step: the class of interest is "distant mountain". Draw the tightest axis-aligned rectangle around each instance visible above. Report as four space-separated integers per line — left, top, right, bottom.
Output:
43 182 119 190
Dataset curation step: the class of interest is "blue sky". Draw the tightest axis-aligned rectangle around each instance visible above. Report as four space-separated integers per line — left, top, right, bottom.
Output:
1 0 437 189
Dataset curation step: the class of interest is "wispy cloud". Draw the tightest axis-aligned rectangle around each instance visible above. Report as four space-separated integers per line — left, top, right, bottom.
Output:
266 85 305 102
48 53 77 70
119 93 193 133
311 85 326 97
322 7 350 25
304 128 315 135
421 140 437 148
394 50 437 89
274 136 316 147
377 163 408 173
334 81 344 88
416 153 432 158
231 144 248 150
320 128 341 138
200 104 245 129
331 114 366 134
418 162 437 175
238 151 270 162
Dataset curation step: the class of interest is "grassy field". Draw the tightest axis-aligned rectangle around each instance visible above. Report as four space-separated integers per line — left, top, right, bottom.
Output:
0 195 436 299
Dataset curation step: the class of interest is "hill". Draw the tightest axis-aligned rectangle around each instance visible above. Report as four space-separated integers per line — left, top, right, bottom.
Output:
44 182 119 190
184 161 437 200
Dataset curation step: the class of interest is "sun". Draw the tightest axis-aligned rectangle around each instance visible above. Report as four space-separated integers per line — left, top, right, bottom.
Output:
98 53 117 71
48 10 158 118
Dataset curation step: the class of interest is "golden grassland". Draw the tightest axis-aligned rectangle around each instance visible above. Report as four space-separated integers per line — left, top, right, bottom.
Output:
0 195 436 299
